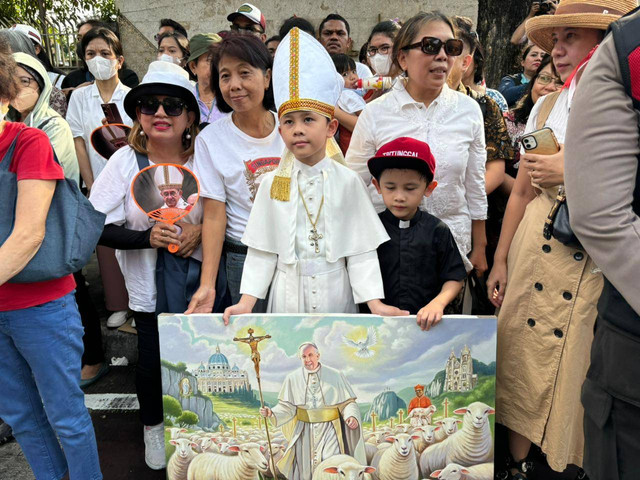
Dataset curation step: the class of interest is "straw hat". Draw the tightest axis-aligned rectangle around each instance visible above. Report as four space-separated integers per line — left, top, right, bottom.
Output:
526 0 636 53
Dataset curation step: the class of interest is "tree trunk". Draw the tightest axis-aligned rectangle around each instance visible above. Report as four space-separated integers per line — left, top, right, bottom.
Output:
476 0 531 88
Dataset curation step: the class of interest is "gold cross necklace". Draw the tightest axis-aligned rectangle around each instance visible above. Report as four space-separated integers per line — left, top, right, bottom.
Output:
298 185 325 254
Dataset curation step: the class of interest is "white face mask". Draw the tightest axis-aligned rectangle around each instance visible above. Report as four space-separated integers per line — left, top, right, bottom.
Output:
370 53 392 76
157 53 183 65
86 56 119 81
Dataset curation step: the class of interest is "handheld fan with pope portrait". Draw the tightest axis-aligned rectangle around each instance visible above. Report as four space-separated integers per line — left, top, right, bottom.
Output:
131 163 200 253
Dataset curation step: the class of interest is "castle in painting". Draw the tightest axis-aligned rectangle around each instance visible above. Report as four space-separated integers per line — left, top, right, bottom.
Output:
445 345 478 392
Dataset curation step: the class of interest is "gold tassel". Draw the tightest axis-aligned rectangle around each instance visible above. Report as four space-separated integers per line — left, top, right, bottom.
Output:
326 137 347 166
270 175 291 201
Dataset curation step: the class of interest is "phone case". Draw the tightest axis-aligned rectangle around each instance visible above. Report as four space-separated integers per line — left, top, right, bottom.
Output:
101 103 124 125
521 127 560 155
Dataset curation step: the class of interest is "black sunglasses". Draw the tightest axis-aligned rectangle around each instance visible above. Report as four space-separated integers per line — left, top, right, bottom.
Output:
402 37 464 56
138 96 187 116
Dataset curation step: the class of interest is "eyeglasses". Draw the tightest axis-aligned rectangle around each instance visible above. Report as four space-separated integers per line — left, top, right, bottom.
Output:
17 76 37 88
401 37 464 56
367 44 392 56
536 74 563 87
230 24 263 34
138 97 187 116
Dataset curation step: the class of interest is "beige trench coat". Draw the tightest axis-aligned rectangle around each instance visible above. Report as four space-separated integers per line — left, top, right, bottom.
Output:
496 185 603 471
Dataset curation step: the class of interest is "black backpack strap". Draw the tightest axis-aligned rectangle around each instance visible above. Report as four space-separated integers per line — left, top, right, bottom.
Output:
610 6 640 110
475 95 488 120
134 150 150 170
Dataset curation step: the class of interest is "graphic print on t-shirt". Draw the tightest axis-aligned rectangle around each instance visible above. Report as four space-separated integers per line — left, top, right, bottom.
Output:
243 157 280 202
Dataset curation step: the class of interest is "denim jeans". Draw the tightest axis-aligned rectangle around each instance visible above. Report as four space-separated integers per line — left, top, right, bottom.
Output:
0 293 102 480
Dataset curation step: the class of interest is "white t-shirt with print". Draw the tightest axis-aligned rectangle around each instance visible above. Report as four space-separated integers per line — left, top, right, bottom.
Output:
193 112 285 241
89 147 202 313
66 81 133 180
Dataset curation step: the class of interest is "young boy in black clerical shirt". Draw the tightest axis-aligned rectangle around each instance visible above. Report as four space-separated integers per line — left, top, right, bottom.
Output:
368 137 467 331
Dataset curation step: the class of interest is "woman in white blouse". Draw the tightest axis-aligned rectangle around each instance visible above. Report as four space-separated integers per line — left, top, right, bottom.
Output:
346 12 488 278
66 27 133 332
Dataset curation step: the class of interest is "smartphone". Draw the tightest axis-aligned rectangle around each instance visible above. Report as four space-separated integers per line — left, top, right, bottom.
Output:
101 103 124 124
521 127 560 155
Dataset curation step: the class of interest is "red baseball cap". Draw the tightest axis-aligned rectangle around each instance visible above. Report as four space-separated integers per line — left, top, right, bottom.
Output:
227 3 267 32
367 137 436 180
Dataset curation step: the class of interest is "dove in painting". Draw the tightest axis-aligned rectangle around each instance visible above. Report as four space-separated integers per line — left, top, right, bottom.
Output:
342 327 378 358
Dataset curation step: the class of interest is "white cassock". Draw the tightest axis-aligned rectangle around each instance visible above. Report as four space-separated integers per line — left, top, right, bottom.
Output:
269 364 366 480
240 156 389 313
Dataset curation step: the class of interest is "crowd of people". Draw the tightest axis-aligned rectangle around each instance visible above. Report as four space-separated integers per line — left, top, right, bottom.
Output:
0 0 639 479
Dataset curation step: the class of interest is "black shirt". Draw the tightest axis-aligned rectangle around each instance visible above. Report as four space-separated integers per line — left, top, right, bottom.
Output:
377 209 467 314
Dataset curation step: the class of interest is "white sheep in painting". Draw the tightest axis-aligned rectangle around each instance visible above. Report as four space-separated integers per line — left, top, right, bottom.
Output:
167 438 198 480
419 402 494 477
262 443 286 479
365 431 391 463
409 406 437 427
413 425 439 455
187 443 268 480
365 431 390 444
365 443 378 465
394 423 414 434
371 433 420 480
312 454 376 480
434 417 462 442
197 436 220 453
167 427 188 439
430 462 494 480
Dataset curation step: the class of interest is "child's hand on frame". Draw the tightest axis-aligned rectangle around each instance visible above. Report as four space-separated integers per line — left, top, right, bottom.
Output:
416 301 445 331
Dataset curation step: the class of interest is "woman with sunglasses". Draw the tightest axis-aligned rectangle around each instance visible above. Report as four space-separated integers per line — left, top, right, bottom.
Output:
66 27 133 333
186 34 284 314
346 12 488 290
89 61 202 471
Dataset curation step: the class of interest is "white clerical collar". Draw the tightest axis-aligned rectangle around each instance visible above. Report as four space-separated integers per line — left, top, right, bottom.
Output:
294 156 330 177
303 364 321 379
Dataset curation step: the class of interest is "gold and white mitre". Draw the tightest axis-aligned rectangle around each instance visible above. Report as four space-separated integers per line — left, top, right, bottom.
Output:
271 27 346 201
154 164 183 191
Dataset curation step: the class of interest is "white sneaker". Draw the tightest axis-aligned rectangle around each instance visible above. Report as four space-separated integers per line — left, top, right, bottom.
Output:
143 422 166 470
107 310 128 328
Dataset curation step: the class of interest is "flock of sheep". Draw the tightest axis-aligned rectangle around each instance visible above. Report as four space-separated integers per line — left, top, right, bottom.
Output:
164 400 495 480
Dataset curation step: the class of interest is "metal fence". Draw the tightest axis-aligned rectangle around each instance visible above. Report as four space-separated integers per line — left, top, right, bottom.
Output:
1 16 117 73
